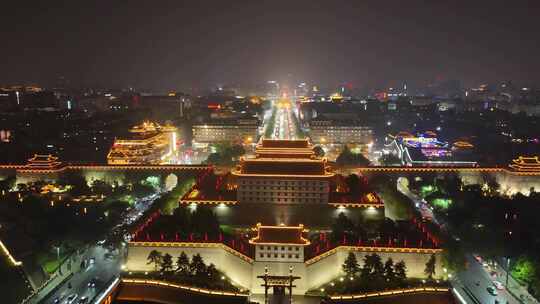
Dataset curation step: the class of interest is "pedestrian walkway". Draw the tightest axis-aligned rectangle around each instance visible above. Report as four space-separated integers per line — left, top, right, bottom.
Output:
22 250 85 304
494 259 539 304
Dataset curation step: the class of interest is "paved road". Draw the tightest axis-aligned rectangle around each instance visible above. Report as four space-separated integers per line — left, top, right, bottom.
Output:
271 101 297 140
37 193 161 304
453 255 519 304
395 179 531 304
39 246 122 304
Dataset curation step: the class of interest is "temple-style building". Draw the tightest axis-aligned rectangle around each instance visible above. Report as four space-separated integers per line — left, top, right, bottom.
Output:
126 222 443 297
232 139 334 204
250 223 309 263
509 156 540 173
24 154 63 170
107 121 177 165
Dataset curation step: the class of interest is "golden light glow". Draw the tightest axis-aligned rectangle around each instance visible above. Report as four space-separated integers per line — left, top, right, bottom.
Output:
305 246 442 265
329 287 450 300
509 156 540 172
0 240 22 266
121 278 249 297
248 223 311 246
129 241 254 263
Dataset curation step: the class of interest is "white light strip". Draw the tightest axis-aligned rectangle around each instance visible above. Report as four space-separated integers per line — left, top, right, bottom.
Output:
452 287 468 304
93 277 120 304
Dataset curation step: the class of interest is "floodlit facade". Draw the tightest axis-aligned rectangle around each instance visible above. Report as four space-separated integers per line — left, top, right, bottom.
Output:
232 139 334 204
250 224 309 263
309 119 373 145
126 223 444 296
192 118 259 145
107 121 177 165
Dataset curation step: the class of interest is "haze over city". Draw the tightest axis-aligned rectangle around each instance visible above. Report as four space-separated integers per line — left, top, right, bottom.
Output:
2 1 540 91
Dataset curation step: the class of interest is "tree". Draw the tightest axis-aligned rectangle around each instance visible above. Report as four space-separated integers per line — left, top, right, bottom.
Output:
58 171 89 195
206 263 220 282
90 179 112 195
512 255 537 284
147 250 162 271
378 154 401 166
331 212 354 241
176 251 190 275
0 175 16 192
190 206 220 235
441 239 467 273
342 252 360 277
313 146 325 158
384 258 395 283
336 145 370 166
360 253 385 291
372 254 385 280
230 145 245 159
161 253 174 273
394 260 407 286
424 254 436 280
190 253 207 277
345 174 362 195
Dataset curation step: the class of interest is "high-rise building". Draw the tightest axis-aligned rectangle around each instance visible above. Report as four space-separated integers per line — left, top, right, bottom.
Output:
192 118 260 146
309 118 373 145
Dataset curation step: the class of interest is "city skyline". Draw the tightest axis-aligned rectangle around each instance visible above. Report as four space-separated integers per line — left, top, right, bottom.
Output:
2 1 540 91
2 2 540 304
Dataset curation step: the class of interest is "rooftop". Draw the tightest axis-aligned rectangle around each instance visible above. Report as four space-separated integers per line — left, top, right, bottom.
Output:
235 158 331 176
259 139 310 149
25 154 63 168
509 156 540 172
255 139 315 159
249 223 310 245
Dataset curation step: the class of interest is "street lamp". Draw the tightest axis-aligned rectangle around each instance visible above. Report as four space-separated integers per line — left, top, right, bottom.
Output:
53 245 61 274
506 257 511 286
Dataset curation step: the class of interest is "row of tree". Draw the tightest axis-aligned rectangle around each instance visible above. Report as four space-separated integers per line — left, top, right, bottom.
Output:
341 252 437 292
264 108 277 138
205 143 245 166
146 250 236 290
342 252 407 291
142 205 221 238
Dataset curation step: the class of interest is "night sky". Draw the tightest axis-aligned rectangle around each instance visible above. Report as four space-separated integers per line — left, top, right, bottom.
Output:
2 1 539 91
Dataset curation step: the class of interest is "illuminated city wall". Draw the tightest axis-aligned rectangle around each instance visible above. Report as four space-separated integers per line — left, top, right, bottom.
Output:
126 243 442 295
358 170 540 197
305 247 444 291
5 165 540 196
126 243 253 289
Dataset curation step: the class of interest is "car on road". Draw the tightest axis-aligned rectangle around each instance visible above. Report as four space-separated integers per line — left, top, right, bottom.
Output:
487 286 498 296
65 293 78 304
493 280 505 290
77 296 88 304
87 280 95 288
52 295 65 303
88 277 99 288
